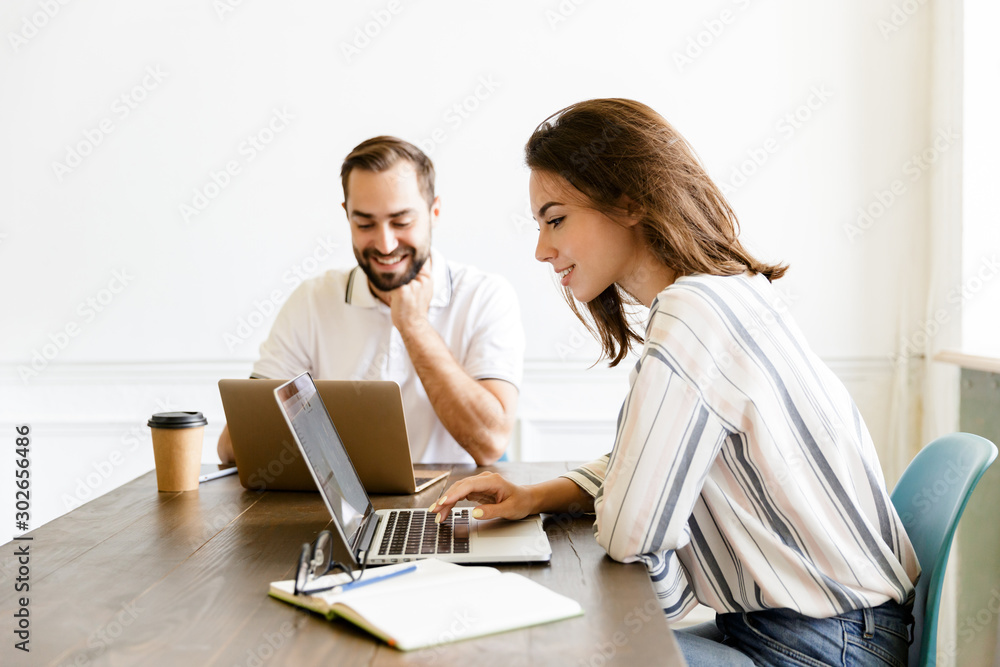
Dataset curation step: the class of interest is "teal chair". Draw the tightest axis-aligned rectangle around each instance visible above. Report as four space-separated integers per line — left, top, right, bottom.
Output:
890 433 997 666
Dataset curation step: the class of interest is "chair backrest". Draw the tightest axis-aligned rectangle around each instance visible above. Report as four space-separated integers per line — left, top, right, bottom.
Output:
890 433 997 667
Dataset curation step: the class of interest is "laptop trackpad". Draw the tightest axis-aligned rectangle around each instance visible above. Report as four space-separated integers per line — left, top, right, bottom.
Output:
473 518 539 538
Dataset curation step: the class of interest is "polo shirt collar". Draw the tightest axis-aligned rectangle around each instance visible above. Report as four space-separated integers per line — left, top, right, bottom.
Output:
345 249 452 309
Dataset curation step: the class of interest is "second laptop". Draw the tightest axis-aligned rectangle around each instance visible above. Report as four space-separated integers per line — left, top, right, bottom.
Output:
219 379 449 495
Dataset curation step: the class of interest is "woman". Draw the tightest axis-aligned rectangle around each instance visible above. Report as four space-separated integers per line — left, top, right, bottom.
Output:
429 99 919 666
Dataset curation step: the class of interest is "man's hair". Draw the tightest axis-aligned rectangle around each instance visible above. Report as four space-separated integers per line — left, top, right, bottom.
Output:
525 98 788 367
340 136 436 207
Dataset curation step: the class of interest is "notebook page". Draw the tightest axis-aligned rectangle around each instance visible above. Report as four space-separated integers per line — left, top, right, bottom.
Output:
338 572 584 651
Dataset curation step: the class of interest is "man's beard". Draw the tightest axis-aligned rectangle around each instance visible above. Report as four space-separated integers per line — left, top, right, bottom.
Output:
355 245 430 292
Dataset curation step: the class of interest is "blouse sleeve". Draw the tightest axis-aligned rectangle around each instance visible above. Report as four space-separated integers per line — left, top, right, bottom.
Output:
560 456 609 500
581 346 730 565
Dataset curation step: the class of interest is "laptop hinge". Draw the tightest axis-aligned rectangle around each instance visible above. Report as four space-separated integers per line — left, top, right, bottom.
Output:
353 509 379 562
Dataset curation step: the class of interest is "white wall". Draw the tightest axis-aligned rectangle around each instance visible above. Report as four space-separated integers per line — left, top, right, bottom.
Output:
1 1 934 529
963 0 1000 355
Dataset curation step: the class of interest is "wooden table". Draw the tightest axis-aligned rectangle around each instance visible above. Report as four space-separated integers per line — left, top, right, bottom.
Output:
1 462 686 666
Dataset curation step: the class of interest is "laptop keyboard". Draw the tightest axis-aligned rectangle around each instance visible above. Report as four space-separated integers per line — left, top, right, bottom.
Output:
378 509 471 556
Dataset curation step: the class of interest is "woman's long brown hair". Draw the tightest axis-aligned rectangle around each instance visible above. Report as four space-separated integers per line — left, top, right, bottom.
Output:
525 98 788 366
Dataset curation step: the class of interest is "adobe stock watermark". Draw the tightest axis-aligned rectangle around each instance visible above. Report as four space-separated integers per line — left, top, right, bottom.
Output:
513 119 622 232
718 84 834 197
552 265 653 360
843 127 959 242
694 290 796 388
508 199 535 236
515 504 591 566
939 588 1000 661
876 0 929 40
891 253 1000 367
413 609 477 663
544 0 591 30
340 0 403 63
17 268 136 383
58 600 143 667
416 75 501 158
179 106 294 224
242 438 298 491
51 65 168 182
223 235 339 350
566 119 623 175
512 120 624 233
897 457 974 533
584 597 665 667
183 500 247 551
355 336 405 382
7 0 73 52
672 0 755 73
0 533 25 585
766 419 851 501
555 321 595 360
214 0 249 21
62 397 180 510
237 622 296 667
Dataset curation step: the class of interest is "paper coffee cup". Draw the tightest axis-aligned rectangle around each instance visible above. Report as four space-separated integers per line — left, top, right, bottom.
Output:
148 412 208 492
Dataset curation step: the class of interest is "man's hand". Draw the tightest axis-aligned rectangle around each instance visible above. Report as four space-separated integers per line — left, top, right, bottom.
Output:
387 261 434 333
217 425 235 465
384 257 517 464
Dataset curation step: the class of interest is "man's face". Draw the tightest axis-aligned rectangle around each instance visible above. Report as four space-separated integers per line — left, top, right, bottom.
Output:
343 161 437 294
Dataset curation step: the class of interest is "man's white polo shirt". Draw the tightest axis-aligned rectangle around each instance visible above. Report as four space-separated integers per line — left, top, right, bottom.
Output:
252 251 525 464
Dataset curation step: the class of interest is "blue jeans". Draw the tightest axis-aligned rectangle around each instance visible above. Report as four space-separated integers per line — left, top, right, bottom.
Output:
676 600 913 666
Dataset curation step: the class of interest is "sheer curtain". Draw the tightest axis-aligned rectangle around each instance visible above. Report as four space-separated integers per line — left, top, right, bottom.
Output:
887 0 964 662
924 0 964 661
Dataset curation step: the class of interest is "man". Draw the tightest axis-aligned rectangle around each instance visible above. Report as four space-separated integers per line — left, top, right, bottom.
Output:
218 136 524 465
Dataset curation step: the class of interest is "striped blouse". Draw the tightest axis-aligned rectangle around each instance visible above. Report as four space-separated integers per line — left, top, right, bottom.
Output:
562 272 919 622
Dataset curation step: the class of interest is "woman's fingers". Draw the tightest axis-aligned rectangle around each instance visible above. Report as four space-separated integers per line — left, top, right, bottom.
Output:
428 472 524 521
467 497 520 521
431 474 504 509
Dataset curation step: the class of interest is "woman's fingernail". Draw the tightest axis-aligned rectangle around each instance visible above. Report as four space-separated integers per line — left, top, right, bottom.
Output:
435 512 443 524
472 508 484 519
439 496 448 504
428 502 437 512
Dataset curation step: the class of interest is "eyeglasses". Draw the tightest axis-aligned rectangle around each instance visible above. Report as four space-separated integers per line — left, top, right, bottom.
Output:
293 530 366 595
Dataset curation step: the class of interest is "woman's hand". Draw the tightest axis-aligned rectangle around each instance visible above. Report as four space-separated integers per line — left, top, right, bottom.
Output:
427 471 537 522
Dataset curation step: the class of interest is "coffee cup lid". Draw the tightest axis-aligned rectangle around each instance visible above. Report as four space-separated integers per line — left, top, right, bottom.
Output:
147 411 208 429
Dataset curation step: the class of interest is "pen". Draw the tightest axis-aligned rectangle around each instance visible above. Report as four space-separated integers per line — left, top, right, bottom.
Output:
199 467 238 483
302 564 417 595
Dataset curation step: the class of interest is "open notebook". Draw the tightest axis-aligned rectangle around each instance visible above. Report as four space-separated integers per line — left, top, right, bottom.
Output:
269 559 583 651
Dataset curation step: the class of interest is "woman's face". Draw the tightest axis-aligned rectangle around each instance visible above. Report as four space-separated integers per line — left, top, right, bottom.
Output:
530 170 641 304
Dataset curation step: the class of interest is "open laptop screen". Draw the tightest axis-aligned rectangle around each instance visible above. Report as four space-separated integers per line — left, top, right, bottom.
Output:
274 373 372 547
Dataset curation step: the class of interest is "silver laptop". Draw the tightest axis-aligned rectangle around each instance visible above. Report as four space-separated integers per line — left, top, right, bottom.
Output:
274 372 552 567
